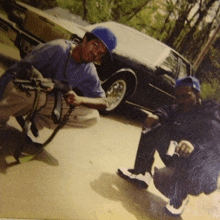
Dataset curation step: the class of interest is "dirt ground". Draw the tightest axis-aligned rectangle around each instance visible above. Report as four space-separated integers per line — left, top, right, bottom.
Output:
0 33 220 220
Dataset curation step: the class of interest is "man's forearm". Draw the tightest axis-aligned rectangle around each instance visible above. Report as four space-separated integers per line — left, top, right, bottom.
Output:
64 90 108 110
80 97 108 110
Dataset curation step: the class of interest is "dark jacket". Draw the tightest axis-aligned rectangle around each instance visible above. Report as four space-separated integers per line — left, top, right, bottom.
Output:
154 100 220 196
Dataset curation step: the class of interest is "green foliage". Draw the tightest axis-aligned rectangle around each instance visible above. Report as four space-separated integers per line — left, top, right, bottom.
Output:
18 0 58 9
199 42 220 102
201 79 220 102
16 0 220 101
55 0 154 25
56 0 112 23
56 0 75 8
196 42 220 82
87 0 112 23
56 0 82 16
209 47 220 69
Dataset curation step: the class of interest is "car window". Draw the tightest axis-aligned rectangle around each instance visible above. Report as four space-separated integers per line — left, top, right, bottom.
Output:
179 61 187 78
159 51 178 78
178 59 189 78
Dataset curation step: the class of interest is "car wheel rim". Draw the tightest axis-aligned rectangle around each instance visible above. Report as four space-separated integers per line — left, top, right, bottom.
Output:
106 79 127 111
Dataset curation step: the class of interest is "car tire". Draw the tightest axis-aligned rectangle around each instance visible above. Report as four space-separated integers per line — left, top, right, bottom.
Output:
101 75 129 114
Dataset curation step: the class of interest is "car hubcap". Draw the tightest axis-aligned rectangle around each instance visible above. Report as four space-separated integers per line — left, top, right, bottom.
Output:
106 79 127 111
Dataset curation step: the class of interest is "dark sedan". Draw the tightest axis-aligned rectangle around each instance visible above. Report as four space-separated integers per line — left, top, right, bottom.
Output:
0 1 194 113
87 21 194 112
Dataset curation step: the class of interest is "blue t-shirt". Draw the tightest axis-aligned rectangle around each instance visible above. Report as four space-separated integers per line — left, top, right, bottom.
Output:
7 39 105 98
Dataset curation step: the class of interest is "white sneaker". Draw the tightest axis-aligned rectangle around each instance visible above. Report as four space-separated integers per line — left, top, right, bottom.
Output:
117 167 152 189
165 196 189 216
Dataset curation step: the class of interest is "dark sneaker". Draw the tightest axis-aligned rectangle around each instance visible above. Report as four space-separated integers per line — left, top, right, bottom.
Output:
165 196 189 216
117 167 152 189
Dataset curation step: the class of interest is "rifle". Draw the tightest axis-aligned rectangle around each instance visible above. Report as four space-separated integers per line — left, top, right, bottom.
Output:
13 77 75 162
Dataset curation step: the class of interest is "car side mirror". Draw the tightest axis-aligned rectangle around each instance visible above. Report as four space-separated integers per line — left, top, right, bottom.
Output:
155 66 165 75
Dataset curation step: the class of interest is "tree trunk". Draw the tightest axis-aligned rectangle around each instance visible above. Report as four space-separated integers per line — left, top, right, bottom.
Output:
193 5 220 70
178 0 218 56
126 0 151 21
82 0 88 21
159 0 179 40
163 2 194 47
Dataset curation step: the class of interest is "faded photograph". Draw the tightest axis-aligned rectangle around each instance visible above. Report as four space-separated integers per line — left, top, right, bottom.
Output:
0 0 220 220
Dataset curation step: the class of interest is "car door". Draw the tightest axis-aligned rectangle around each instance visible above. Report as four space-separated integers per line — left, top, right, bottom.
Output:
145 51 179 108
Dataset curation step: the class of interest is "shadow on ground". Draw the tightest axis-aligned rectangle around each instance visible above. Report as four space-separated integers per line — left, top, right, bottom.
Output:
0 125 59 174
90 172 182 220
0 52 19 69
103 103 149 128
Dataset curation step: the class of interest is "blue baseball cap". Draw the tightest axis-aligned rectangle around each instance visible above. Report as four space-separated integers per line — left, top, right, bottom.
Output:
90 26 117 60
175 76 201 92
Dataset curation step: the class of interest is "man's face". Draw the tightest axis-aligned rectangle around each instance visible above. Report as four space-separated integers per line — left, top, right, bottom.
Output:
175 86 200 112
80 37 108 63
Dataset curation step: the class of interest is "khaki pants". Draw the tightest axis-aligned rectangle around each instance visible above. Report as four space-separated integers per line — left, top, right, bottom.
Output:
0 81 100 129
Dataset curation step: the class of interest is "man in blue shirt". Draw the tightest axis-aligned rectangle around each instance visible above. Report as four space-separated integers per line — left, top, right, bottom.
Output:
0 26 117 132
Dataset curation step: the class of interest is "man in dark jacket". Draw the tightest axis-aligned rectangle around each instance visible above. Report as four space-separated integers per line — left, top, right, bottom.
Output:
118 76 220 216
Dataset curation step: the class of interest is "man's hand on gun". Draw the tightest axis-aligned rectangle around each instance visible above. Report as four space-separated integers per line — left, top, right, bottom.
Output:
64 90 82 106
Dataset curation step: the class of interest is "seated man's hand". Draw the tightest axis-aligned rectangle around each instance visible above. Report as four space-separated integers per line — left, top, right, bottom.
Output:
143 113 160 129
175 140 194 157
64 90 82 106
